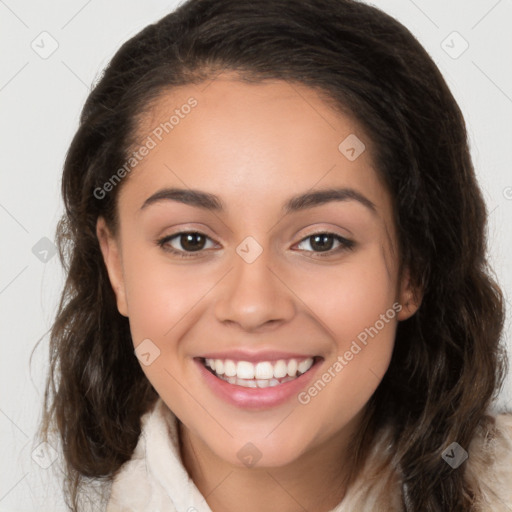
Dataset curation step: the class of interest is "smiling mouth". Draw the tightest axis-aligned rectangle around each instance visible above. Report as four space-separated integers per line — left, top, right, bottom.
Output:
199 356 322 388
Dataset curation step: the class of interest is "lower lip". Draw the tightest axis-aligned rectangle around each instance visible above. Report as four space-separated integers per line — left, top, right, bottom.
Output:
194 358 322 409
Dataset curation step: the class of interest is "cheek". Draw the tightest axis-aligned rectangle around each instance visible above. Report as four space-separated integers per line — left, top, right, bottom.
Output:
121 240 212 343
120 245 211 406
290 249 398 428
289 246 398 405
290 246 398 345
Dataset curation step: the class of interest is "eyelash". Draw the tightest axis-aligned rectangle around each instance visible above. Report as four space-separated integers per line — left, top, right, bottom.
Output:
156 231 355 259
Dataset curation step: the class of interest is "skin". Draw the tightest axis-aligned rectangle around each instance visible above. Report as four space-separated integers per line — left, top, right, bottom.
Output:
97 74 421 512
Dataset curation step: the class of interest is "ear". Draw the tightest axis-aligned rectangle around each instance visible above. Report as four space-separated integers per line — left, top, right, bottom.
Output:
96 216 129 317
396 267 422 321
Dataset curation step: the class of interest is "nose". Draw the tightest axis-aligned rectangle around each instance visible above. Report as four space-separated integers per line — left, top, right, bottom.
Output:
213 246 296 332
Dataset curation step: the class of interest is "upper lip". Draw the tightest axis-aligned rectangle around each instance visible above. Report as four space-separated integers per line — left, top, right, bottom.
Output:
196 350 319 363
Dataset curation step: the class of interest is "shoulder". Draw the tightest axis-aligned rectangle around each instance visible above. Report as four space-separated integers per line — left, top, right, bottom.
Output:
106 414 152 511
106 398 208 512
464 412 512 511
337 413 512 512
106 399 173 512
334 423 403 511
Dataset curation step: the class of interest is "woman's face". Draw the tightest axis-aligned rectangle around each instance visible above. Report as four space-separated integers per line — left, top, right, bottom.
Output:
98 75 419 469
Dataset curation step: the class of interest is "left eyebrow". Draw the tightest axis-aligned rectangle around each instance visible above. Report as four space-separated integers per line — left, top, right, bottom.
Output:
283 187 377 215
139 186 377 215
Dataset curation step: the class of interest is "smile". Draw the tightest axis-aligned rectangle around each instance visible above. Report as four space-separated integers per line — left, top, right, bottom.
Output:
202 357 316 388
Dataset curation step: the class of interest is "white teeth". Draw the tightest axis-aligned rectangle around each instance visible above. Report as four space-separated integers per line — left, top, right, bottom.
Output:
298 358 314 374
224 360 237 377
218 374 297 388
214 359 224 375
236 361 255 379
203 356 316 386
256 378 280 388
237 378 257 388
287 359 298 377
255 361 274 380
273 360 288 378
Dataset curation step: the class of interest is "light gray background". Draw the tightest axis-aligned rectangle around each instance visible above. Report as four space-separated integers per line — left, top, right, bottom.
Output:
1 0 511 510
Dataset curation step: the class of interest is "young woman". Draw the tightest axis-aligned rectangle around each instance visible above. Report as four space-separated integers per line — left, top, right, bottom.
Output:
39 0 512 510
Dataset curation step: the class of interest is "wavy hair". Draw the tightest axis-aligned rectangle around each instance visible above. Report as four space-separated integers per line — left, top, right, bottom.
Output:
38 0 508 510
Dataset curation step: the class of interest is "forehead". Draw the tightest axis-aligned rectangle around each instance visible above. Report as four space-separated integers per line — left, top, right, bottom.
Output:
120 76 391 220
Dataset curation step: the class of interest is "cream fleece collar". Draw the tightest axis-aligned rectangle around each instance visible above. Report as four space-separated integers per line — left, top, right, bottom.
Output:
107 398 512 512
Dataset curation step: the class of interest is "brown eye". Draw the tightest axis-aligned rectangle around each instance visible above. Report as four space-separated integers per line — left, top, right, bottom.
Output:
309 234 335 252
157 231 216 257
178 232 207 251
296 232 355 256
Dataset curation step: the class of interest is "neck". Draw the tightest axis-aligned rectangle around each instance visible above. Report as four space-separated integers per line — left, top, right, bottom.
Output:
178 412 366 512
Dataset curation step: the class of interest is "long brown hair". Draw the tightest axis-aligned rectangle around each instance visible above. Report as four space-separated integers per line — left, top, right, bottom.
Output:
38 0 508 510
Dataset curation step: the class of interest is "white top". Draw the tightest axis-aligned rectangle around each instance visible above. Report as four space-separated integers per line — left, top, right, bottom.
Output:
106 398 512 512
